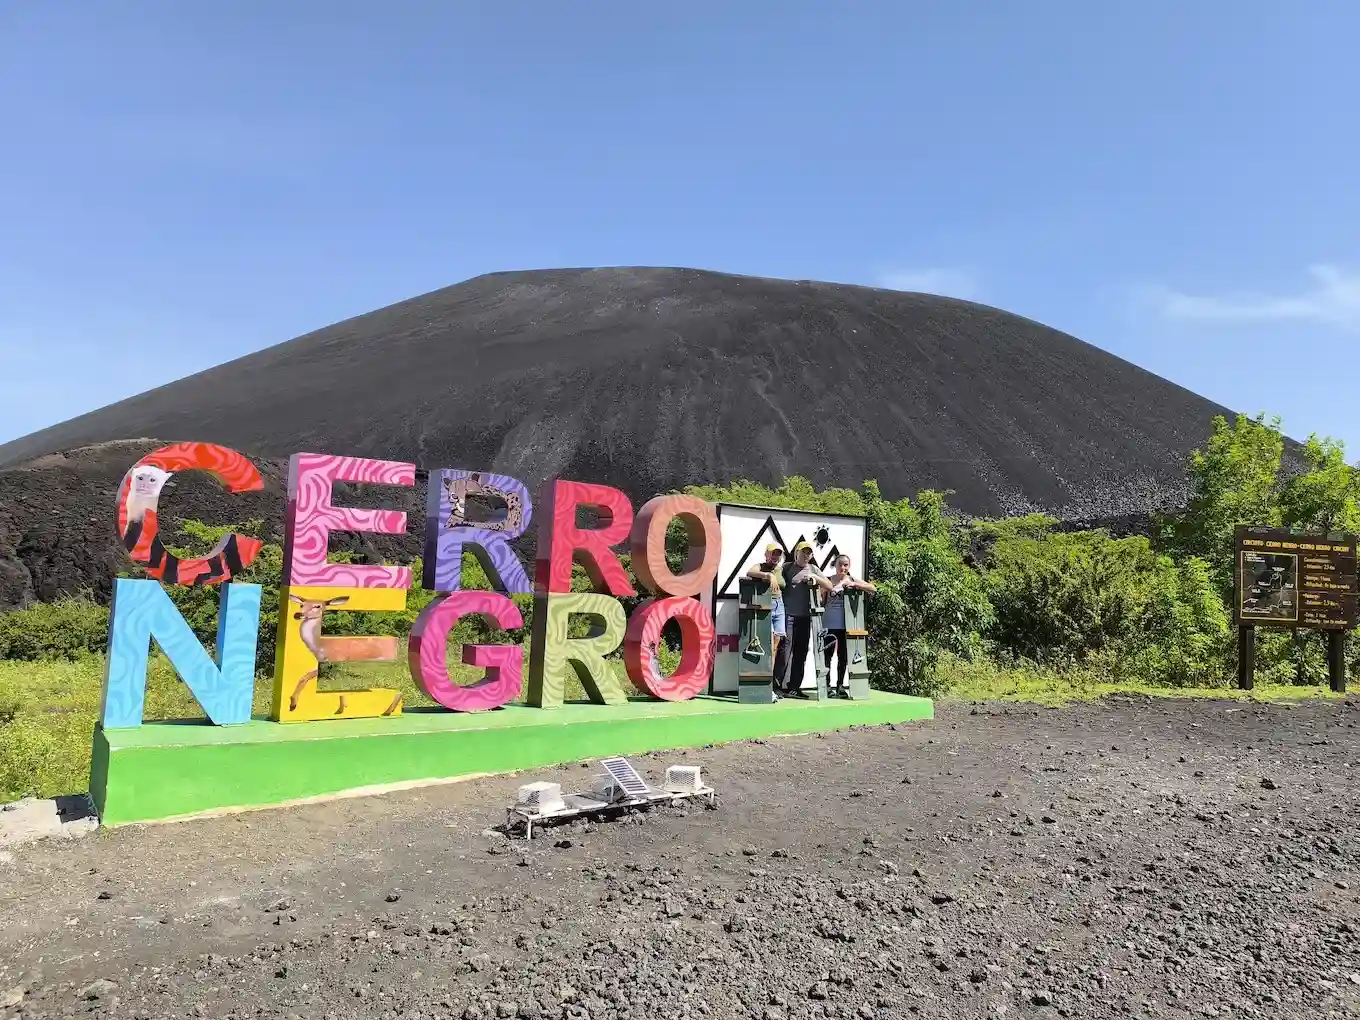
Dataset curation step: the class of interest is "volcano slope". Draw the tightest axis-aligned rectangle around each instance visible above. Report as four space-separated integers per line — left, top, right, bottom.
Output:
0 267 1236 607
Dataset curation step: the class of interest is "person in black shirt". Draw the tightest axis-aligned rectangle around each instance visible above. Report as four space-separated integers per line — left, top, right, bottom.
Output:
780 542 833 697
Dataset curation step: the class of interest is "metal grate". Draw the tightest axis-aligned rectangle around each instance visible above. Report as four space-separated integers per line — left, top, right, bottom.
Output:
599 756 651 798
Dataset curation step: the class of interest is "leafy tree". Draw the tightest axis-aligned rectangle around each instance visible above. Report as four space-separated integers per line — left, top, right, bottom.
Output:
1278 435 1360 534
1163 413 1284 591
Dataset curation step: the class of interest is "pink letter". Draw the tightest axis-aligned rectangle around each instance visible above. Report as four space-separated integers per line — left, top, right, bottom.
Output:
408 591 523 712
283 453 415 588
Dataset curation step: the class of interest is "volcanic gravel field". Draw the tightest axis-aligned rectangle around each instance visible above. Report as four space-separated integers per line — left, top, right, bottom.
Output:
3 696 1360 1020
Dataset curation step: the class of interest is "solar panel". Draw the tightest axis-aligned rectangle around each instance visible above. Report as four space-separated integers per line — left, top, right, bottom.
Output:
599 756 651 798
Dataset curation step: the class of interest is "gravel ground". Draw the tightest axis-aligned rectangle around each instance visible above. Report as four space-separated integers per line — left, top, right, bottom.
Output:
2 696 1360 1020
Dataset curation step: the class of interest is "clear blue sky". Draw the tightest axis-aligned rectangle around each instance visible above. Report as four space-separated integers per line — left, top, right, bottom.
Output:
2 2 1357 452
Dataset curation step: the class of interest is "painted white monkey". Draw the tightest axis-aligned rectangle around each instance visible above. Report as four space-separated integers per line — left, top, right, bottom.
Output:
123 464 173 524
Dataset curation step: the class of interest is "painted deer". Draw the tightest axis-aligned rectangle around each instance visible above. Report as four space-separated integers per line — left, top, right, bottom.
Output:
286 593 402 717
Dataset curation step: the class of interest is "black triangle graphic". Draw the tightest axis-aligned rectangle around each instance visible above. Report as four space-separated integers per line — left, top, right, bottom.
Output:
718 516 790 596
817 545 843 572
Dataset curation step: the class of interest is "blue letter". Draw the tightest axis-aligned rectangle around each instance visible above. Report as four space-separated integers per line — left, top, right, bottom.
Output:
101 578 261 728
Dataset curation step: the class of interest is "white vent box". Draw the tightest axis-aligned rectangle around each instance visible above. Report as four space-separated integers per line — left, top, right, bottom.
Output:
516 781 565 814
665 765 703 793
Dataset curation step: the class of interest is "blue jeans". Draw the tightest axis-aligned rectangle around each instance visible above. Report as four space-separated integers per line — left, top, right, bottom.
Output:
770 595 787 637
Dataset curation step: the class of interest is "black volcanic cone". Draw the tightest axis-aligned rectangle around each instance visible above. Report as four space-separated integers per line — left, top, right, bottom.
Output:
0 267 1232 519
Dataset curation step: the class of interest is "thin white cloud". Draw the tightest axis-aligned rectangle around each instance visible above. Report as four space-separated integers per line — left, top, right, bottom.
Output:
875 267 981 301
1149 264 1360 329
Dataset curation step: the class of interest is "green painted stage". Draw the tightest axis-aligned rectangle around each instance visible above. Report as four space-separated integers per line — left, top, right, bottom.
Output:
91 692 933 826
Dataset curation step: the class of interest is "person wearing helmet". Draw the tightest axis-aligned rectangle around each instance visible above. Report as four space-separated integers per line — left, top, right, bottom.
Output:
780 541 833 698
746 543 789 693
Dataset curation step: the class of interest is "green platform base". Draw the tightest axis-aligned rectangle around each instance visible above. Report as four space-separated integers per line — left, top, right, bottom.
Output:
91 692 933 826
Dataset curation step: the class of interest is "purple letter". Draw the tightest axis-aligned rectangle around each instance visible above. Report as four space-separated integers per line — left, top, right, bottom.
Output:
423 469 532 593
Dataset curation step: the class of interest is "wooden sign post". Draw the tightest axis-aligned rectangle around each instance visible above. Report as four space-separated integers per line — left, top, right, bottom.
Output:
808 585 831 701
1233 527 1357 692
842 588 873 700
736 577 777 703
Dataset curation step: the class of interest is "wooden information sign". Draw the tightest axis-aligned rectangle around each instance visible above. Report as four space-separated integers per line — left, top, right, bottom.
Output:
1234 527 1357 692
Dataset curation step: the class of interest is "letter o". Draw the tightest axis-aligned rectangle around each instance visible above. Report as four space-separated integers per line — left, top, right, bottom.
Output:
629 495 721 597
624 597 716 702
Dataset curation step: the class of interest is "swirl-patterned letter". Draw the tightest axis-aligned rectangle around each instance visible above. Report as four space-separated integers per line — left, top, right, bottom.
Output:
422 469 533 594
408 591 523 712
102 579 260 728
116 442 264 585
283 453 416 589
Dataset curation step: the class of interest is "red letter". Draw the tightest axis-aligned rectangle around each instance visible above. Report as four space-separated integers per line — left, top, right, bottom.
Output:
624 597 716 702
533 479 635 596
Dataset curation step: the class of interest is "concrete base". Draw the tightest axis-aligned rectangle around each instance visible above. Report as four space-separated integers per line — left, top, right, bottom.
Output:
738 679 776 704
92 692 934 826
0 795 99 848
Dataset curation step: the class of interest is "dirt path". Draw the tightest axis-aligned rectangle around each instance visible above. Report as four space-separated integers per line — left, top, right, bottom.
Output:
3 696 1360 1019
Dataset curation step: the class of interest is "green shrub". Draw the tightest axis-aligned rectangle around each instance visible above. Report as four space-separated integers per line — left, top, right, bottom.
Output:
981 530 1233 687
984 530 1164 662
0 596 108 661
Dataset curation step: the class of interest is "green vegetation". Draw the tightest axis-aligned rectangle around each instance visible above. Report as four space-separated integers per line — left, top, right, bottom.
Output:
2 411 1357 801
0 653 643 802
937 655 1339 707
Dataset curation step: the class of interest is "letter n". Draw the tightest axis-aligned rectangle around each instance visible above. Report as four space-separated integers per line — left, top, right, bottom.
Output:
101 578 261 728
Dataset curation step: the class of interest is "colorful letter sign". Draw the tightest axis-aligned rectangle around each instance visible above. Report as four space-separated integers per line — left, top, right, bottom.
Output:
527 592 628 707
102 578 260 728
534 480 635 596
116 442 265 585
630 494 721 597
422 470 533 594
622 494 721 701
283 453 415 589
94 443 890 736
271 585 407 722
624 597 715 701
408 590 524 712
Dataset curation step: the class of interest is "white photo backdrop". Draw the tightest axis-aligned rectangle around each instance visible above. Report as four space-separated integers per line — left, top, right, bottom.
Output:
700 503 869 694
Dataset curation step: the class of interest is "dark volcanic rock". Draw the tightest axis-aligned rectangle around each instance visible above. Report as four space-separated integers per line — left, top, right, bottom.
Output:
2 267 1232 510
0 267 1250 606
